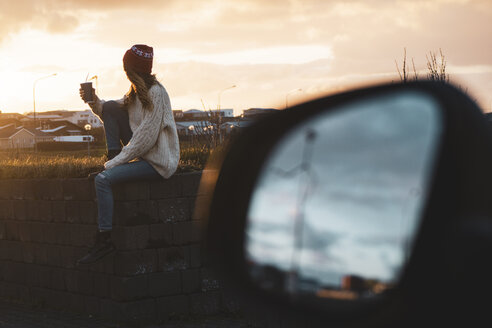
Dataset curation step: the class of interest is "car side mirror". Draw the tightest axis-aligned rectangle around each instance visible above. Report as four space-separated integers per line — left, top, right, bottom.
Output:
198 81 492 327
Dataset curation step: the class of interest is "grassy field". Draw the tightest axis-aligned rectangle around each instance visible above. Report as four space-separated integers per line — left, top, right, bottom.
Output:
0 143 214 179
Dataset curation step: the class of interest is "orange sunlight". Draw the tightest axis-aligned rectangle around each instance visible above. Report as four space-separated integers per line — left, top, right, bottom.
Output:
0 0 491 115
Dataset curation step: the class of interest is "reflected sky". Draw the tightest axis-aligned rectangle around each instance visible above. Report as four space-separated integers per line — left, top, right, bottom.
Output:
246 91 442 289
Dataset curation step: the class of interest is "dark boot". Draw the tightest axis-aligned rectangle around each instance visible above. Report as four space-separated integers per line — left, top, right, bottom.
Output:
77 231 115 265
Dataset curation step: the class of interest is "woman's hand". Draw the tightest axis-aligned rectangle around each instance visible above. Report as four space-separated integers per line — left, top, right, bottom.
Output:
79 87 96 104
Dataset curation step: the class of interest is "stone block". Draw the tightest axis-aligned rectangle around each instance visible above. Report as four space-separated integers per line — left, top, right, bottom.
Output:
190 291 222 315
148 271 181 297
65 270 94 295
65 201 80 223
37 266 52 289
63 178 95 201
37 179 64 200
29 222 44 243
158 198 192 223
49 267 66 290
30 287 66 311
51 201 66 222
69 224 95 247
1 241 22 262
157 247 189 271
172 221 193 245
12 200 27 221
25 200 39 221
114 201 158 226
52 223 72 245
4 221 20 240
156 295 190 321
180 172 202 197
85 295 101 316
0 221 5 240
100 298 157 323
93 273 111 298
18 222 32 242
45 244 62 267
190 244 202 268
181 269 201 293
66 292 87 314
201 267 220 292
33 243 48 265
22 243 36 263
110 275 149 301
113 181 150 201
150 176 182 199
86 251 114 275
3 262 28 284
0 200 14 220
0 281 30 303
112 225 150 250
0 180 13 200
58 245 83 269
148 223 173 248
37 201 53 222
78 201 97 225
11 180 34 200
113 249 157 276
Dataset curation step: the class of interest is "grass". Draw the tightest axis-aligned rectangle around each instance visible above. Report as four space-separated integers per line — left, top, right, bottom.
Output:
0 143 215 179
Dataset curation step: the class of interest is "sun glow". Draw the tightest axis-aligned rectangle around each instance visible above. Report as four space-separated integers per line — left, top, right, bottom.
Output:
0 0 491 114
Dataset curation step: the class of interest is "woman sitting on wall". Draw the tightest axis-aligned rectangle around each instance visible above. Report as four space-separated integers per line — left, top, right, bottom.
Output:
77 44 179 264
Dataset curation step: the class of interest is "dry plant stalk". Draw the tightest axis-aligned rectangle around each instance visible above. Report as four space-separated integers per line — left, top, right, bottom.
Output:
426 49 448 82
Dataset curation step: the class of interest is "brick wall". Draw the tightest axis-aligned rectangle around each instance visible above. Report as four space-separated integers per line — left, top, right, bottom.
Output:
0 172 225 323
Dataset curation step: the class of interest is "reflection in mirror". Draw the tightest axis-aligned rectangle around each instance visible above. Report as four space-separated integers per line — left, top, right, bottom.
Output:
245 91 442 302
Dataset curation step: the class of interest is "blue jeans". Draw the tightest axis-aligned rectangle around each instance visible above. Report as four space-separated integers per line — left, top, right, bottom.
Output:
95 101 161 231
102 101 133 152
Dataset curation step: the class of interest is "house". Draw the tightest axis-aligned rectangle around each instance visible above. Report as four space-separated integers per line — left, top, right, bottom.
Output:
24 110 102 128
62 110 102 128
38 120 87 136
182 109 209 120
0 112 26 121
173 110 184 120
0 124 53 149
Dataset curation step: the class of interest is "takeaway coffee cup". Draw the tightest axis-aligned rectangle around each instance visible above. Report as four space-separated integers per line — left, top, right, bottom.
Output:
80 82 94 103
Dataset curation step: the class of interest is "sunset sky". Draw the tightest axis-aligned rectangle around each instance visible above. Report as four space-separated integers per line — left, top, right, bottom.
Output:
0 0 491 116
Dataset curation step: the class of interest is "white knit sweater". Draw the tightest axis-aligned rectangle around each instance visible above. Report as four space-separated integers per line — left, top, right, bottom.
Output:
89 83 180 179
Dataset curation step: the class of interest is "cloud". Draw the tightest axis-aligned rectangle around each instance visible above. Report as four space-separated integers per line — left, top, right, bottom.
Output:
0 0 182 43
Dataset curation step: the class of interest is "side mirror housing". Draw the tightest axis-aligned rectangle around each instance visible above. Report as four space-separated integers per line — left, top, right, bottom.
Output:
199 81 492 326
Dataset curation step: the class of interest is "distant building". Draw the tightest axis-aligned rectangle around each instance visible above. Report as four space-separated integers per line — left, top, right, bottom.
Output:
210 109 234 117
0 124 53 149
62 110 102 128
242 108 279 118
24 110 102 128
173 110 184 119
181 109 235 121
0 113 26 121
182 109 209 120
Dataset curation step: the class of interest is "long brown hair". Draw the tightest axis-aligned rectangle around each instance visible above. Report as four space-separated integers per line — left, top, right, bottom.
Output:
124 69 159 111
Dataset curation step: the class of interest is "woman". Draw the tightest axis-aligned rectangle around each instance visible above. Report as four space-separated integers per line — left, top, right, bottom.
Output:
77 44 180 264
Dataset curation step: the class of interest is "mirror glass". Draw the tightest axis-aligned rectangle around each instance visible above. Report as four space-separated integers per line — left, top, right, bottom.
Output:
245 91 442 301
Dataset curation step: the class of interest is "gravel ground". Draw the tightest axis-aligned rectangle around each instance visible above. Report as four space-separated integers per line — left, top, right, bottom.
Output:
0 300 262 328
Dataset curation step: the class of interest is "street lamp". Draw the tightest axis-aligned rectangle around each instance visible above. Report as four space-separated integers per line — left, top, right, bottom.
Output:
218 85 236 110
33 73 57 124
285 88 302 109
188 125 195 145
84 124 92 157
